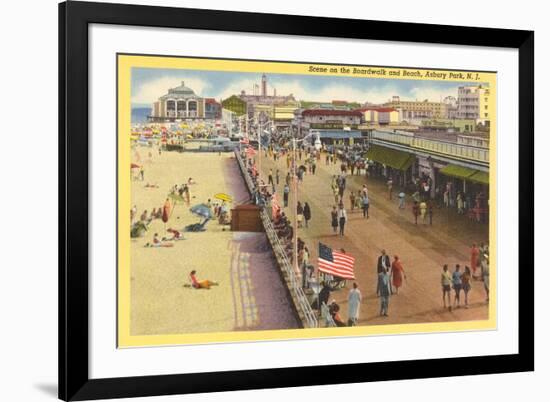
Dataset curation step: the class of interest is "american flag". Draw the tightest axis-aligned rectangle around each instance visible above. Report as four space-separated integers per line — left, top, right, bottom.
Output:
318 243 355 279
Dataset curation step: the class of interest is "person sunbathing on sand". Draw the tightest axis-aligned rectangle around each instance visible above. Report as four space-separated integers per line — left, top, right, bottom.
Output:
184 270 218 289
144 233 173 248
165 228 185 241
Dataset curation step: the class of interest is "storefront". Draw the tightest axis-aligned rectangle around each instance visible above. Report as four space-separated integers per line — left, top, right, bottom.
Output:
365 144 415 186
317 130 364 146
437 163 489 222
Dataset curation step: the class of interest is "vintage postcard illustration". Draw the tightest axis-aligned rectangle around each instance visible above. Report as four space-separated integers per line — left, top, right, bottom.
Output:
117 55 495 347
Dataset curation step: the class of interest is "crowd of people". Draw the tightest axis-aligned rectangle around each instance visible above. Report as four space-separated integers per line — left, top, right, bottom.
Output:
440 242 490 310
239 136 490 327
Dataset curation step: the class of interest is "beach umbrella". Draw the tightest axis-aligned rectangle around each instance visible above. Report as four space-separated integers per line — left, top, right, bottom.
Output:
131 163 141 169
162 208 170 224
161 198 172 231
190 204 214 220
214 193 233 203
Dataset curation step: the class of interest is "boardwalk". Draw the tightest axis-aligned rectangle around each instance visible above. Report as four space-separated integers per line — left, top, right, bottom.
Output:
257 150 490 326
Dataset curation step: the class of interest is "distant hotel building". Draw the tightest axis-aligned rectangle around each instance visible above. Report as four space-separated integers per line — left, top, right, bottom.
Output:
149 81 220 122
457 85 490 126
383 96 448 121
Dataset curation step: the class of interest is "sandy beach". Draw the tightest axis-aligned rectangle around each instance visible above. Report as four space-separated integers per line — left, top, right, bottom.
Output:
129 145 299 336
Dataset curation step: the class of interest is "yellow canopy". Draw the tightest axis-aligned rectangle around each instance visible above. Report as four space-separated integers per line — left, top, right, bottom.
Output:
214 193 233 202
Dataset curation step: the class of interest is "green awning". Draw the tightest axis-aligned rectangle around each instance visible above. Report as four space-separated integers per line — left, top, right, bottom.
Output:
469 170 489 185
366 145 415 170
439 164 477 180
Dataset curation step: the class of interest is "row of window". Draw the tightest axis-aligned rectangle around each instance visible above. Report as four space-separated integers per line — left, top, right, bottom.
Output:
166 100 198 111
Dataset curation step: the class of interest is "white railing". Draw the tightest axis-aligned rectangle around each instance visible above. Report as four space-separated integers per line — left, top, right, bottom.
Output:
235 150 256 196
260 211 318 329
413 137 489 163
371 130 414 146
371 130 489 164
235 150 318 329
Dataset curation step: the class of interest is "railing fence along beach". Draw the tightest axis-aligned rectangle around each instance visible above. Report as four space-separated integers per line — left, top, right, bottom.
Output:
235 150 319 329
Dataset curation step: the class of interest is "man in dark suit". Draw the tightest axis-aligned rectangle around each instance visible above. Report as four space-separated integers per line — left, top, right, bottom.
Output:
377 249 391 296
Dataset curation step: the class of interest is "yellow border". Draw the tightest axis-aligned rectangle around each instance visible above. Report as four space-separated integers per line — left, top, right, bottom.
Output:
117 54 497 348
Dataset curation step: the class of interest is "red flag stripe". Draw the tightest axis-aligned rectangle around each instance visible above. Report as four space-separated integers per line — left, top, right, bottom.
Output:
326 259 353 270
318 261 355 277
318 263 354 276
319 255 355 267
318 261 354 274
333 252 355 262
330 259 355 269
334 256 355 264
333 259 354 265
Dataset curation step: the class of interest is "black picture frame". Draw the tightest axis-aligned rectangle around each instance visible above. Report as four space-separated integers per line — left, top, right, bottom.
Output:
59 1 534 400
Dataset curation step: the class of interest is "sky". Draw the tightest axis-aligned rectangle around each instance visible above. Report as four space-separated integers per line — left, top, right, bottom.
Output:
131 67 483 108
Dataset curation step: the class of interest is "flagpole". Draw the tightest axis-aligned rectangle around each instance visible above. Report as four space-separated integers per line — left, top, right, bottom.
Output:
258 120 262 186
316 246 321 327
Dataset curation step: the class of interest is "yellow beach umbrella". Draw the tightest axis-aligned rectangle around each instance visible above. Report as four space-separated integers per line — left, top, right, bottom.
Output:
214 193 233 202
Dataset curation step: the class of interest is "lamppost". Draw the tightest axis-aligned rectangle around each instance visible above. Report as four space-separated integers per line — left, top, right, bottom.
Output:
242 116 268 182
292 130 322 277
256 119 273 184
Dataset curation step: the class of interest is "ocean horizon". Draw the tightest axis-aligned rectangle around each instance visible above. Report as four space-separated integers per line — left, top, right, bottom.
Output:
131 107 151 124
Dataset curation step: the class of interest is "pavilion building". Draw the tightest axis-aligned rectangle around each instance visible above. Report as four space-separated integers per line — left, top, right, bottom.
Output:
149 81 206 121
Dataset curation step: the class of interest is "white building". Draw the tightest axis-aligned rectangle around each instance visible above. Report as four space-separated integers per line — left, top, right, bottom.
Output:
150 81 205 121
443 96 458 119
356 107 400 124
301 109 362 126
457 85 490 126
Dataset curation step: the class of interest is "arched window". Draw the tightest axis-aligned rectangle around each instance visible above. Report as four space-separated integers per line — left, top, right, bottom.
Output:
177 101 186 117
188 101 198 117
166 100 176 117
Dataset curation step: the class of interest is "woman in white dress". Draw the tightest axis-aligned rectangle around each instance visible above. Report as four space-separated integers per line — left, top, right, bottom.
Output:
347 282 362 326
